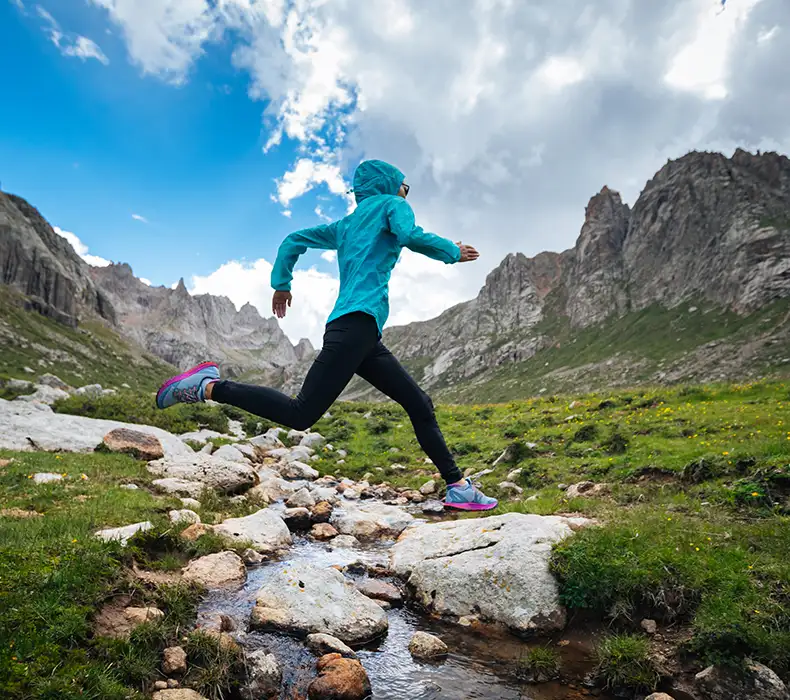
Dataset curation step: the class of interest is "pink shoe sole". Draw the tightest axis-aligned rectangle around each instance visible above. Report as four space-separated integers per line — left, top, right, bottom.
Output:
156 361 218 404
443 501 498 511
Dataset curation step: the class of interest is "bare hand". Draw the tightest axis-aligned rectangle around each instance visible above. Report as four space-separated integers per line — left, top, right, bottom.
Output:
272 290 292 318
456 242 480 263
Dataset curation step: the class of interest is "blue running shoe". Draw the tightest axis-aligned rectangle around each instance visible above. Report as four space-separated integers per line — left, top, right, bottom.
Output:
444 478 498 511
156 361 219 409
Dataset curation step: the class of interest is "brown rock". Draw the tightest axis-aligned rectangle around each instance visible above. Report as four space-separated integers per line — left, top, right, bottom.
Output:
180 523 211 541
102 428 164 461
308 653 372 700
641 618 658 635
182 551 246 588
154 680 168 690
124 606 165 626
152 690 208 700
162 646 187 675
282 507 312 532
645 694 676 700
408 631 448 660
311 501 333 523
355 579 403 605
311 523 339 541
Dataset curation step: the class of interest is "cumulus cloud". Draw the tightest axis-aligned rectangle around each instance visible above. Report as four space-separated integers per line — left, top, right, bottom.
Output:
131 213 149 223
37 5 109 65
54 226 112 267
89 0 790 325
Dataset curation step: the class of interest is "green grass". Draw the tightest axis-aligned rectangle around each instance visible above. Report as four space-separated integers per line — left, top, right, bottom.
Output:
516 645 561 682
0 450 248 699
594 634 661 694
0 286 176 392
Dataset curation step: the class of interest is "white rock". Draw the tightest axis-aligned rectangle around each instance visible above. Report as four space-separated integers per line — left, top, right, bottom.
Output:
94 521 153 546
419 480 437 496
331 535 360 548
241 650 281 700
336 449 347 458
169 509 201 525
147 453 257 494
212 444 250 463
121 483 139 490
248 476 302 504
507 468 523 482
199 443 214 454
249 433 285 450
250 562 388 644
330 503 414 540
14 385 70 405
301 432 326 449
286 487 316 509
280 460 319 480
182 551 246 587
33 472 63 484
310 486 340 504
287 429 308 443
75 384 103 398
213 509 292 552
180 497 201 509
306 633 357 659
0 398 192 458
498 481 524 495
409 631 448 659
390 513 592 633
227 420 246 439
234 443 257 460
178 429 225 445
286 445 314 462
152 478 205 498
343 489 360 501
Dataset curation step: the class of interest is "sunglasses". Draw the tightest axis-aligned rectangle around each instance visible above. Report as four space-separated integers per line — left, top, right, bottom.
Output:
402 183 410 197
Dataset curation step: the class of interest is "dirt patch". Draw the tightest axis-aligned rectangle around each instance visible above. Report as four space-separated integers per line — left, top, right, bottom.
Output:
130 563 182 586
93 595 135 638
624 466 677 484
0 507 42 518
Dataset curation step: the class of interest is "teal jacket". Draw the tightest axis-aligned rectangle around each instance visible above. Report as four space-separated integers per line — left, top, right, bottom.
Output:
271 159 462 335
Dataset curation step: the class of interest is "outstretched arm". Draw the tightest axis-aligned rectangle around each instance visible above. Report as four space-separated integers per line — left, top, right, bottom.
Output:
271 221 338 318
387 198 463 263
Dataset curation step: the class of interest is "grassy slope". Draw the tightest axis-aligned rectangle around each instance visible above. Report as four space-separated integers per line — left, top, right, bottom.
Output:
0 286 176 391
404 300 790 403
2 381 789 696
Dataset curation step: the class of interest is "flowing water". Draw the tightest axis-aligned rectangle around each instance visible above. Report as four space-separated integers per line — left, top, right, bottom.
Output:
199 534 616 700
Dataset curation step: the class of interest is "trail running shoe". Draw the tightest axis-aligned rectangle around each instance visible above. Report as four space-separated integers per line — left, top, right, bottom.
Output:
156 361 219 409
444 478 498 511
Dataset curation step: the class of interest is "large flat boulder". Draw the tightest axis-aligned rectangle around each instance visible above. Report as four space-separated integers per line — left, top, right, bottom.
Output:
213 509 292 552
330 503 413 540
147 453 257 494
389 513 591 634
250 562 388 645
0 398 191 458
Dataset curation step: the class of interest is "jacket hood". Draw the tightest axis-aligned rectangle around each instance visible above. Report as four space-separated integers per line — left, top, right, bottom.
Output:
352 160 405 203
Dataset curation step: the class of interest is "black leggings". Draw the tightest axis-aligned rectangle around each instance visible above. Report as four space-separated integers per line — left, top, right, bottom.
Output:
211 311 463 484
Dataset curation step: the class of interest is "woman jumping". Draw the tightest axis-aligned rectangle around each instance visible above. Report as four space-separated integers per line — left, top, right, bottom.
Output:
156 159 497 511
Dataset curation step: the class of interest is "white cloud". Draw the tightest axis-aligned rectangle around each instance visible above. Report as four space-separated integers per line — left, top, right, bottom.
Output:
37 5 109 65
140 277 152 286
131 213 149 223
54 226 112 267
320 250 337 263
274 158 350 209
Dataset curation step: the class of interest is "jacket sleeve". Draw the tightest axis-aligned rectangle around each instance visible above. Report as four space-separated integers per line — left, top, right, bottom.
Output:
271 222 338 291
387 198 461 264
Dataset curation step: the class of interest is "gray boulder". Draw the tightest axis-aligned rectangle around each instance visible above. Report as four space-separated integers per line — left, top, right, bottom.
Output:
213 509 292 552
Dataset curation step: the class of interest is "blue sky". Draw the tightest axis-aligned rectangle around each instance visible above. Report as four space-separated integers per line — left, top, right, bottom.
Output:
1 0 787 344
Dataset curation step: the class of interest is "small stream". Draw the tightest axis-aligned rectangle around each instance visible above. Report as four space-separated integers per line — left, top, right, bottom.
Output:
198 532 615 700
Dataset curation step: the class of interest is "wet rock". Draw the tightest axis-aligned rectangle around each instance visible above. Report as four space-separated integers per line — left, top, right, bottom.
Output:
565 481 610 498
307 633 357 659
182 551 246 587
250 562 388 644
355 579 403 605
148 454 257 495
162 646 187 675
213 509 292 552
308 653 372 700
282 507 313 532
286 487 316 509
169 509 201 525
330 503 414 540
94 521 153 546
409 631 448 660
301 432 326 449
331 535 360 548
248 476 302 504
152 690 208 700
421 500 445 515
102 428 165 461
281 460 320 480
641 618 658 635
694 662 789 700
180 523 211 541
241 649 281 700
201 613 236 633
419 480 437 496
312 523 339 540
33 472 63 484
311 500 334 523
390 513 592 634
242 548 265 565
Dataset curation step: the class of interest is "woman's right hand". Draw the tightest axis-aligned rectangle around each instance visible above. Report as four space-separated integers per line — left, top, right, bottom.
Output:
272 290 293 318
456 242 480 263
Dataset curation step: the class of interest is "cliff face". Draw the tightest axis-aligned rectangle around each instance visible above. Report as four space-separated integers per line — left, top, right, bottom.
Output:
90 264 314 377
0 193 114 326
350 148 790 397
